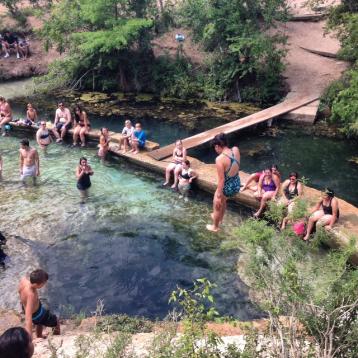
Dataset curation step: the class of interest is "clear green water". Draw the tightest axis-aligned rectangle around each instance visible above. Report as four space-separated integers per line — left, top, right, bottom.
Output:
0 136 259 319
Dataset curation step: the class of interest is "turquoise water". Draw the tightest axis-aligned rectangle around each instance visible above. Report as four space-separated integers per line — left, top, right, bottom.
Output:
0 135 258 319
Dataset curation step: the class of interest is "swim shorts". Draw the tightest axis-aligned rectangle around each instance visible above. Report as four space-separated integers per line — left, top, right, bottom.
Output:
32 304 58 327
21 165 36 180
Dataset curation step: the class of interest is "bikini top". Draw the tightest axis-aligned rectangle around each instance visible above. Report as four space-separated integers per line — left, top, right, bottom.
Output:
180 168 191 180
222 150 240 179
262 177 276 192
284 181 298 200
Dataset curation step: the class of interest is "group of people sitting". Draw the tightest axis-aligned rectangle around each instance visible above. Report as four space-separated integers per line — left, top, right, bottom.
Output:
163 139 197 201
14 101 147 157
205 133 340 241
1 31 30 59
241 165 339 240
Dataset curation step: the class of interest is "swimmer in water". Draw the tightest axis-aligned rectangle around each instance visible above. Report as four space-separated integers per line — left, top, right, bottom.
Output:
19 138 40 185
36 121 52 150
76 157 93 202
18 269 60 340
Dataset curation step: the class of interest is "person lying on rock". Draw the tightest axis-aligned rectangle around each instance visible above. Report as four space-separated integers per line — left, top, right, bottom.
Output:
18 269 60 340
303 188 340 241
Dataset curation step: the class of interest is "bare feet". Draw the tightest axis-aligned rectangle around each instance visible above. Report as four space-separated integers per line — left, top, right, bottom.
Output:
163 182 169 186
302 235 309 241
133 150 139 154
253 211 260 218
206 224 220 232
210 213 222 225
171 184 176 189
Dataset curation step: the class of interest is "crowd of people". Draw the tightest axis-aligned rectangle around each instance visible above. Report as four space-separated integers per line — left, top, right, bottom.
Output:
0 109 344 356
1 30 30 60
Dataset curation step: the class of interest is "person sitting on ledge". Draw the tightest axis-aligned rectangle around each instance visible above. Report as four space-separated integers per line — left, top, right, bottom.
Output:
163 139 187 189
52 102 72 143
253 167 281 218
131 122 146 154
25 103 37 126
18 269 60 340
303 188 340 241
0 327 34 358
241 164 281 192
36 121 52 150
98 127 110 159
0 96 12 136
119 119 134 152
178 159 197 201
73 104 91 147
280 171 303 230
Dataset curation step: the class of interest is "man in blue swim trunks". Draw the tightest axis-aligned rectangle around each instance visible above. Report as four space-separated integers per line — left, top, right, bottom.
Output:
18 269 60 339
207 133 241 232
131 122 146 154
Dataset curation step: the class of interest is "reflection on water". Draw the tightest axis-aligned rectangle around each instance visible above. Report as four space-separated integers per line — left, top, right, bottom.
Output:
0 136 259 320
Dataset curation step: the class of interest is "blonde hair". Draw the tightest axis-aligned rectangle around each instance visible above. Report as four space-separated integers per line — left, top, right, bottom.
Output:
125 120 132 126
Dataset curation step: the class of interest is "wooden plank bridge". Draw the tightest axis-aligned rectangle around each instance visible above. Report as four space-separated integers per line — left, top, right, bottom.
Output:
149 95 319 161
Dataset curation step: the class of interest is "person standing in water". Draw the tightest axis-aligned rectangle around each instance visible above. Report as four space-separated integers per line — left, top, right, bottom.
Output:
36 121 52 150
76 157 93 201
0 96 12 136
207 133 241 232
19 138 40 184
18 269 60 340
98 127 110 159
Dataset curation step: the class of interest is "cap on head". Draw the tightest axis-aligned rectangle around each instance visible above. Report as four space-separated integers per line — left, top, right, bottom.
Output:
30 269 49 285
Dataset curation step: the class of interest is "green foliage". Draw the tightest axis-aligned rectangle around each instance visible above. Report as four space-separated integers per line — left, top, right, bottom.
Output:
177 0 288 104
263 201 286 227
241 218 358 357
318 1 358 137
96 314 154 334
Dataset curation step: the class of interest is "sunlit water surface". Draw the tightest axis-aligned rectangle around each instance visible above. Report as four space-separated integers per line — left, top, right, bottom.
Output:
0 136 258 320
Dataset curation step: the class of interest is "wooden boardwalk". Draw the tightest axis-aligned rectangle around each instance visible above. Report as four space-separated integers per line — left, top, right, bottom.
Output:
149 95 319 161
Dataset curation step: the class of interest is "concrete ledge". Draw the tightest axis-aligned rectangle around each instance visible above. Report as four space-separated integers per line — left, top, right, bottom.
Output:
9 121 160 152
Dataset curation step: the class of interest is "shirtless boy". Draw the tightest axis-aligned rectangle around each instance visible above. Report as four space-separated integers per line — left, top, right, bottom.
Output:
19 138 40 184
18 269 60 339
0 96 12 136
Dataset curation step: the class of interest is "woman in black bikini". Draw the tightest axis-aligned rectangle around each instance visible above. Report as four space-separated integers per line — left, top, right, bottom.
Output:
303 188 340 241
163 139 187 189
73 105 91 147
280 172 303 230
76 157 94 201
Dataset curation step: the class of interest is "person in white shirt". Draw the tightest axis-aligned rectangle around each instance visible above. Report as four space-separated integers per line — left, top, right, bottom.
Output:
52 102 72 142
118 120 134 152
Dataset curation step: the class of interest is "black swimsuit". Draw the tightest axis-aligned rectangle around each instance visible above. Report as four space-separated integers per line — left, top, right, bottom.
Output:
284 182 298 200
77 171 91 191
321 198 340 218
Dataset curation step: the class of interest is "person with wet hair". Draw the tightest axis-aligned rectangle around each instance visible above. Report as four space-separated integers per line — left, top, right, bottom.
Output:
207 133 241 232
0 327 34 358
178 159 197 201
19 138 40 184
303 188 340 241
18 269 60 339
76 157 94 201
